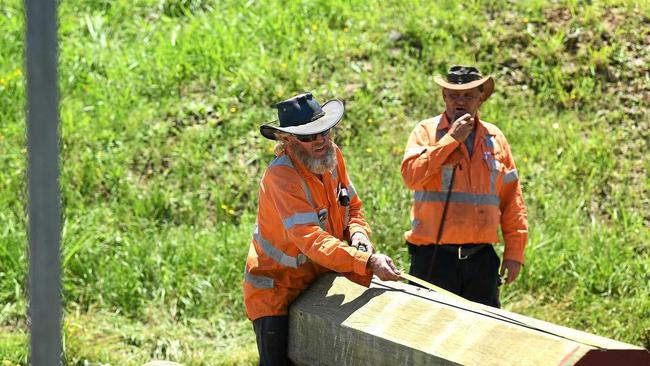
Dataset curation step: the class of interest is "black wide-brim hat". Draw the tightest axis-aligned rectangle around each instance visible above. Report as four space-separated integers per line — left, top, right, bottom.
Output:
260 92 344 140
434 65 494 100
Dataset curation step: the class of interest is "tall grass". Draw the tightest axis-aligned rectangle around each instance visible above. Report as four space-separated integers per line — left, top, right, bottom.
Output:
1 0 648 364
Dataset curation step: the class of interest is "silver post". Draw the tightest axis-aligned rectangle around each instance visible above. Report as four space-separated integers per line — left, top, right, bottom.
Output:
25 0 62 364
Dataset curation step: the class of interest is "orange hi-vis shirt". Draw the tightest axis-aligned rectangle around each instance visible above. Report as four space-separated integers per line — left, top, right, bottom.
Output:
244 144 372 321
401 113 528 264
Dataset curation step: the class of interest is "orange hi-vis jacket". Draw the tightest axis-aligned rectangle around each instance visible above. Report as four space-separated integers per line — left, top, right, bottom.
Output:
244 145 372 321
401 113 528 264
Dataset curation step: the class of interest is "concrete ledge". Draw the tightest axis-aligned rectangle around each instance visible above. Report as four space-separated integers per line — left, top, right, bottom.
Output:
288 273 650 366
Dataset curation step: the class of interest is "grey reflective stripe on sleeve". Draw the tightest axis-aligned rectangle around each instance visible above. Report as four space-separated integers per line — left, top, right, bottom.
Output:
244 269 274 289
269 155 315 208
414 191 500 206
430 115 443 141
331 168 338 180
282 212 320 229
253 226 307 268
347 181 357 200
342 173 355 229
441 165 454 191
404 147 426 158
411 219 420 230
504 169 519 184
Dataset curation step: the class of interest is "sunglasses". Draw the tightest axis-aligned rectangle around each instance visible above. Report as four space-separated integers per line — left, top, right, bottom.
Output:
294 128 332 143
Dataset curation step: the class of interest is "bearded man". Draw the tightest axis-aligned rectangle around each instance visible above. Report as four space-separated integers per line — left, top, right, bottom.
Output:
244 92 401 366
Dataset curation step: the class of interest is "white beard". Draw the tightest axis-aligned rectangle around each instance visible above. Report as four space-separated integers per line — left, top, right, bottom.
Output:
291 140 337 175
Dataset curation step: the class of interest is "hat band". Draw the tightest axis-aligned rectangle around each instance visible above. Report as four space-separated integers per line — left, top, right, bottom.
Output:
280 110 325 128
309 111 326 122
448 73 481 84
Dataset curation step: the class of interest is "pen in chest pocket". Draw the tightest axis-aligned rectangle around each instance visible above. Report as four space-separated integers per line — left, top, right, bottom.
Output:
483 151 498 170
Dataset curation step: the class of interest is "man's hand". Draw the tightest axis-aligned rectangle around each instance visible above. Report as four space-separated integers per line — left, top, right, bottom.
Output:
350 232 375 254
368 254 401 281
500 259 522 285
448 113 474 142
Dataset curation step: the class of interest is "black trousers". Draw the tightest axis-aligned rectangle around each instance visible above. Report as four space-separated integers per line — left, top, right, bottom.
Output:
252 315 295 366
408 243 501 308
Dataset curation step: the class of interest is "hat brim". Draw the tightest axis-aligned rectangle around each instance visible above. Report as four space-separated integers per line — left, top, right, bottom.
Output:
434 75 494 100
260 99 344 140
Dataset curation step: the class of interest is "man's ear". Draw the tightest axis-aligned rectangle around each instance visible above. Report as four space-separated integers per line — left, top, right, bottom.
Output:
277 133 292 144
479 90 489 102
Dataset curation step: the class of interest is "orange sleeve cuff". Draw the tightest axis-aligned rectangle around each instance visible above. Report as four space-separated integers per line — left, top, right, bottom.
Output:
349 228 368 240
503 244 525 264
437 133 460 149
353 250 372 276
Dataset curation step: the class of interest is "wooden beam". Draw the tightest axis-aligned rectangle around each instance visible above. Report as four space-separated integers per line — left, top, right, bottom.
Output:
288 273 650 366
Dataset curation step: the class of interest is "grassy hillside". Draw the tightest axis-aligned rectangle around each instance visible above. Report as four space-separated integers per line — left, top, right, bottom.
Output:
1 0 648 364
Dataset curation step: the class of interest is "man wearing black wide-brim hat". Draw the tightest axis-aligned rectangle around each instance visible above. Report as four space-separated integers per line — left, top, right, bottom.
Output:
401 65 528 307
244 92 402 365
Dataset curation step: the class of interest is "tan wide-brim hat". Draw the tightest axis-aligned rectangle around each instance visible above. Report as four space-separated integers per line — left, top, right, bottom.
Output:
434 65 495 100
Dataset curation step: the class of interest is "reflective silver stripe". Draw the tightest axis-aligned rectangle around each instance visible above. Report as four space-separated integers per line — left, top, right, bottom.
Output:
430 115 443 141
300 179 315 208
411 219 420 230
490 159 499 194
504 169 519 184
347 181 357 200
404 147 426 158
484 135 498 193
269 154 294 169
344 177 355 230
268 155 315 207
331 168 338 180
485 135 495 150
283 212 319 229
414 191 500 206
441 165 453 191
254 226 307 268
244 269 274 289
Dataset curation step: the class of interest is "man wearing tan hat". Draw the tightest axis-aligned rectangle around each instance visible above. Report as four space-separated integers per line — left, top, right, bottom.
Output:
401 65 528 307
245 92 401 365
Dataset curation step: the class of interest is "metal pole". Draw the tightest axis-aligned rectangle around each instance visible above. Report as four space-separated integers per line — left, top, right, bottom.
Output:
25 0 62 364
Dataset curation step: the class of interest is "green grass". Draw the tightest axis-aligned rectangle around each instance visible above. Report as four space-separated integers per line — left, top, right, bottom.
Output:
1 0 649 364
